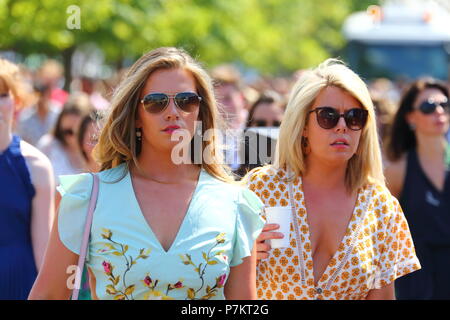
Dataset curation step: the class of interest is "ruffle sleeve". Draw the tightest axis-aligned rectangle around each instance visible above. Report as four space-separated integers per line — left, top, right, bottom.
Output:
57 173 94 255
230 188 265 267
372 197 421 289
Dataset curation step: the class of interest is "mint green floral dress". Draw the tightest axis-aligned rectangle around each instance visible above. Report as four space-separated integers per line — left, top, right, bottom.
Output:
57 163 264 300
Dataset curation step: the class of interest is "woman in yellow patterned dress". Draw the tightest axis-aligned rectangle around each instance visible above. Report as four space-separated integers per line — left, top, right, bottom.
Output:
245 59 421 300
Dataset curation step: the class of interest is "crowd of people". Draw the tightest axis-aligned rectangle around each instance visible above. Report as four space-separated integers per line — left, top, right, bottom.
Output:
0 46 449 300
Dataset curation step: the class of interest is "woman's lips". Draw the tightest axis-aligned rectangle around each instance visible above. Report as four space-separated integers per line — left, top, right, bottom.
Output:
330 139 350 149
162 125 181 134
330 143 349 149
435 117 448 126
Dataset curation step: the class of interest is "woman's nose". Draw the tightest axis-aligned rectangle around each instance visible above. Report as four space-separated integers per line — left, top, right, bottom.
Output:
436 105 448 115
164 98 180 120
334 115 348 132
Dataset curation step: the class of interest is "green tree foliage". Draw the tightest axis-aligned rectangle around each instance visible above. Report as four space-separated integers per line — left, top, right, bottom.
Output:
0 0 379 75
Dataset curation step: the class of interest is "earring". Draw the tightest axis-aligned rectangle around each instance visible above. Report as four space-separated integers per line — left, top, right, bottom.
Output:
301 136 310 154
409 123 416 131
136 128 142 155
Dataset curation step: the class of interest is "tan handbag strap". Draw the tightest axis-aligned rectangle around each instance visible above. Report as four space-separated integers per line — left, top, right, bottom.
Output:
71 173 99 300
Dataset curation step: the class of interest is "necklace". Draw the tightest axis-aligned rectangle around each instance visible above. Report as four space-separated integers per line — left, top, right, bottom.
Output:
138 173 180 184
128 162 201 184
129 166 185 184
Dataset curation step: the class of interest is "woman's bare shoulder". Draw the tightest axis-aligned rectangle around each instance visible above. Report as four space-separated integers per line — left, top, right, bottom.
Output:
20 140 54 187
244 165 283 182
384 156 407 179
383 155 407 198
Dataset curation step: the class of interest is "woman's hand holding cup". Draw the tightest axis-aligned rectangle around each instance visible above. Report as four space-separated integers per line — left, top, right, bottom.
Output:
256 223 284 261
257 206 292 261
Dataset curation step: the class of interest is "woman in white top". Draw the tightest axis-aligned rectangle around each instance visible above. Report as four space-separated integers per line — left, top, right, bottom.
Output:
37 94 90 181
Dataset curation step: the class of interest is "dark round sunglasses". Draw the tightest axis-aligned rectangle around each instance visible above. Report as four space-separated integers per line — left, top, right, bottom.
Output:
417 100 450 115
309 107 368 131
141 92 202 114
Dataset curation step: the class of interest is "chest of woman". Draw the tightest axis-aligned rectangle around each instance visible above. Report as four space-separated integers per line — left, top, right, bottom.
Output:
133 183 198 252
306 196 356 251
257 182 387 299
84 181 240 300
259 211 384 299
401 152 450 242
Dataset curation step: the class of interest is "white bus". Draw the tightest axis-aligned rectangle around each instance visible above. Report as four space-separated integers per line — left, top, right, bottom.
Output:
343 0 450 81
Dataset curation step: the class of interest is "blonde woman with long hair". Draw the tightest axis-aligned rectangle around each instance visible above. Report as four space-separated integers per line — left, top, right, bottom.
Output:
29 47 264 300
245 59 420 300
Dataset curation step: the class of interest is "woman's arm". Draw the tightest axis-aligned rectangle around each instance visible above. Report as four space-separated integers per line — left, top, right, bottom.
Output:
28 192 79 300
365 282 395 300
21 141 55 272
224 243 258 300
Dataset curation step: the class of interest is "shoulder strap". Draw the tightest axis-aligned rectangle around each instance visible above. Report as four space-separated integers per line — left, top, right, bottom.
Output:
71 173 99 300
8 135 21 157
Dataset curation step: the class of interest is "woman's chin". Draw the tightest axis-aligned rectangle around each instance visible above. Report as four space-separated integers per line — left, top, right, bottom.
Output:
309 151 354 167
421 125 449 137
149 141 192 161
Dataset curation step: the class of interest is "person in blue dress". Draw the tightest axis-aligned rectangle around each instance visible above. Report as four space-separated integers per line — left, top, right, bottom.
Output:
29 47 265 300
0 58 55 299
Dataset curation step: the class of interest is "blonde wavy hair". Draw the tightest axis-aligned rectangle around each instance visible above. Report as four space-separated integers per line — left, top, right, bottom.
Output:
274 58 385 192
94 47 233 182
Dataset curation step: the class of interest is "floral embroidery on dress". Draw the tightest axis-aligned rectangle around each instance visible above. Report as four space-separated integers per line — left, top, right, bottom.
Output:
141 275 185 300
98 229 229 300
180 232 228 300
99 228 151 300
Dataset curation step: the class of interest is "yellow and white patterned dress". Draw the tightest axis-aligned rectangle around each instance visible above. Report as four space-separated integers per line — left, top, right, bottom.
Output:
247 165 421 300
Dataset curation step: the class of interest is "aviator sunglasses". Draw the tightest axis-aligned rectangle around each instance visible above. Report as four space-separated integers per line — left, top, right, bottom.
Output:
309 107 368 131
416 99 450 115
141 92 202 114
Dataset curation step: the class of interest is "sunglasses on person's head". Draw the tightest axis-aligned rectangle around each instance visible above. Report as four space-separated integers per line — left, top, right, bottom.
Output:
61 128 75 136
416 99 450 115
141 92 202 114
252 119 281 127
309 107 368 131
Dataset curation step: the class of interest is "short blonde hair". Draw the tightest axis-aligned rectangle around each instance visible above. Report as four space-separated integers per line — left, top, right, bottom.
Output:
94 47 233 182
0 58 33 110
274 58 384 192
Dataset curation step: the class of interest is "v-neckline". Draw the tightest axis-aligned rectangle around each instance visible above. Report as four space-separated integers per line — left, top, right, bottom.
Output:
127 168 204 254
414 150 450 196
295 175 365 289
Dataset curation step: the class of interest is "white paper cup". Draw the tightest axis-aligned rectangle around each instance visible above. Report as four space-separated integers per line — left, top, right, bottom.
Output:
264 206 292 248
